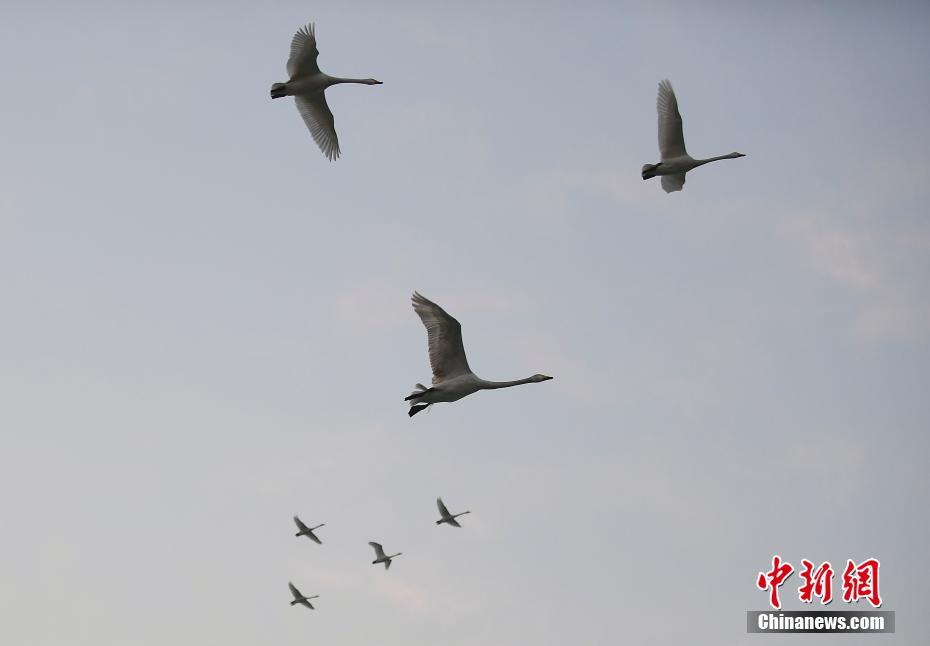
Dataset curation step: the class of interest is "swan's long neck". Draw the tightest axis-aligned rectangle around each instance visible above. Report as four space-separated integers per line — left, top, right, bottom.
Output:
479 376 539 390
454 511 471 518
390 553 402 558
693 153 740 167
328 76 379 86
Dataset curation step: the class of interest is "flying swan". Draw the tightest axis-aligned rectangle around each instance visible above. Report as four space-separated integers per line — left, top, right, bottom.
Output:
369 542 402 570
293 515 325 544
271 23 382 160
641 79 745 193
436 497 470 527
288 582 319 610
406 292 553 417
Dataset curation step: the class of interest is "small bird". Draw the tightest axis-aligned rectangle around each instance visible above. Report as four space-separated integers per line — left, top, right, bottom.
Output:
369 542 402 570
293 515 325 544
270 23 382 160
436 497 470 527
288 582 319 609
641 79 745 193
406 292 553 417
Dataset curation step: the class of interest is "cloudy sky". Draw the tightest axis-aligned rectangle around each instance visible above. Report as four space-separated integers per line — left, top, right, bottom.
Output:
1 1 928 644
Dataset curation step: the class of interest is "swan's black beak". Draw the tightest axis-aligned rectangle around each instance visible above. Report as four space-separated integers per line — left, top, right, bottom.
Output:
540 375 553 381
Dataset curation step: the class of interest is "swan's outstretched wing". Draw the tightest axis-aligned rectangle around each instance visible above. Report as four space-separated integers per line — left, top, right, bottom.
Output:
287 23 321 79
436 497 451 518
289 582 303 600
306 529 322 545
369 542 386 559
657 79 687 160
295 94 341 161
384 558 392 570
293 515 309 532
661 173 686 193
411 292 472 384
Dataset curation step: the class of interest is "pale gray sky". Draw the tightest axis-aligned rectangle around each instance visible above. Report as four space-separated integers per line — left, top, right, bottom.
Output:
1 1 928 644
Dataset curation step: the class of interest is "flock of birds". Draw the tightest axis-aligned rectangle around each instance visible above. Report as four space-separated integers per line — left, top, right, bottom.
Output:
273 19 746 611
288 498 470 610
271 24 745 191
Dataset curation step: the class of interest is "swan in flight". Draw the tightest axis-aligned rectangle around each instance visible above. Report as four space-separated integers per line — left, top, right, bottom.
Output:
288 582 319 609
436 497 470 527
405 292 553 417
270 23 382 160
641 79 745 193
369 542 402 570
293 515 325 544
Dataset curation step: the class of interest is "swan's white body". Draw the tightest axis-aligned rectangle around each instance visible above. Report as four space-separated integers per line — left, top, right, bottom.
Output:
271 23 382 160
641 79 745 193
293 515 325 544
369 542 402 570
436 497 470 527
406 292 553 416
288 582 319 609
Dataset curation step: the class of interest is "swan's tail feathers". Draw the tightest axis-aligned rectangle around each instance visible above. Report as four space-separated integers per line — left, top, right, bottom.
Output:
408 403 430 417
271 83 288 99
404 384 434 401
641 163 659 180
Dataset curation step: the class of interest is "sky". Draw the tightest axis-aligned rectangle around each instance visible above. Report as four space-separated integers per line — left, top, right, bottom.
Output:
1 1 929 644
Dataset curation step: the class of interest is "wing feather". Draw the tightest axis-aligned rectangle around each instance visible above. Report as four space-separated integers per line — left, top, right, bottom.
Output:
411 292 471 384
661 173 686 193
289 582 302 599
437 497 451 518
293 515 309 532
295 94 341 161
657 79 687 160
287 23 321 79
368 542 386 559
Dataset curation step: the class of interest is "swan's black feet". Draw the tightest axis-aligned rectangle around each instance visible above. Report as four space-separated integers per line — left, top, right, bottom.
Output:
408 404 429 417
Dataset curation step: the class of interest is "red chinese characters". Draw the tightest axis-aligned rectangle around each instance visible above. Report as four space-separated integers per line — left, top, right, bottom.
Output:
842 558 882 608
757 555 794 609
757 556 883 609
798 559 834 605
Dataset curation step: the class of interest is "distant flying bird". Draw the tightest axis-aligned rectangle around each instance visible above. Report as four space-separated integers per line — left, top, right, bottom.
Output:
405 292 553 417
436 497 470 527
369 542 402 570
293 516 325 544
270 23 382 160
641 79 745 193
288 582 319 609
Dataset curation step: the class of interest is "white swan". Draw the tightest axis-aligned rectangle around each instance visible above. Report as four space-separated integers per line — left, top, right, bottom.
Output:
288 582 319 609
293 515 325 544
270 23 382 160
406 292 553 417
641 79 745 193
436 497 470 527
369 542 402 570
